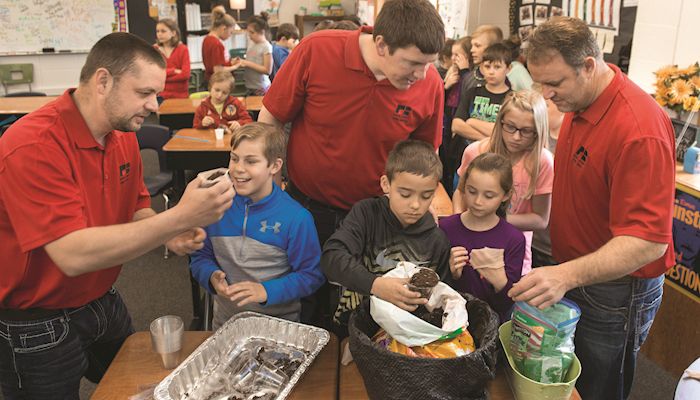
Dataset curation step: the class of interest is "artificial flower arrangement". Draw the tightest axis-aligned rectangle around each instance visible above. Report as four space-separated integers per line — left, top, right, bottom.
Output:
654 62 700 114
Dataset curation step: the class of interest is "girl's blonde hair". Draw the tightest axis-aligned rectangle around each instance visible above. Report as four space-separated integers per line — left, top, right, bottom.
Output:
487 89 548 200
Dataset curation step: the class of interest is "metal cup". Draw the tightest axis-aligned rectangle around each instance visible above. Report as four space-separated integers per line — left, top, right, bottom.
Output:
150 315 184 369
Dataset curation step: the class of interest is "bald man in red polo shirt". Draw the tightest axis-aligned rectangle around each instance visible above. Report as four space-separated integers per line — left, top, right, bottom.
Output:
508 18 675 400
258 0 445 326
0 33 234 398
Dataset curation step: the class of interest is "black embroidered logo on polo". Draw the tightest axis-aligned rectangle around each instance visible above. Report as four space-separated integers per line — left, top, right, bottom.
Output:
119 162 130 183
393 104 412 123
573 146 589 168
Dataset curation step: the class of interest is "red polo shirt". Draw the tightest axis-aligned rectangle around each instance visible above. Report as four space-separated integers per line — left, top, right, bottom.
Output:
0 90 151 309
263 27 444 210
550 65 675 278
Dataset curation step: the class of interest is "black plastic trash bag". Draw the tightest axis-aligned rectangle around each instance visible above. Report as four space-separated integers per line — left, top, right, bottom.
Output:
348 293 500 400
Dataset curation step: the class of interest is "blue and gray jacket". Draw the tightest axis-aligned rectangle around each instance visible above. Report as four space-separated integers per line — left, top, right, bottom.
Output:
190 183 325 320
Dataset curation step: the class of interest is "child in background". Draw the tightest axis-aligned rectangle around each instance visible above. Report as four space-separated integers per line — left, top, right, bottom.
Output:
436 38 454 80
442 36 472 194
452 43 512 143
190 123 325 328
503 36 533 91
202 12 238 82
439 153 525 322
463 25 504 94
193 71 253 131
453 90 553 275
240 13 273 95
322 140 452 330
270 23 299 81
154 19 191 100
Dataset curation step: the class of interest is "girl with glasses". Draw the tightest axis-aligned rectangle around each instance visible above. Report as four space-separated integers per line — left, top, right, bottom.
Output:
451 90 554 274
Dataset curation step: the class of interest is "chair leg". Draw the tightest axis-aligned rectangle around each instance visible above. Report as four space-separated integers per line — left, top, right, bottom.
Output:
163 192 170 259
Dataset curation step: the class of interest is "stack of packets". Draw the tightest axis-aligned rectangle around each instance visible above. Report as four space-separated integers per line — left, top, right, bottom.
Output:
370 262 475 358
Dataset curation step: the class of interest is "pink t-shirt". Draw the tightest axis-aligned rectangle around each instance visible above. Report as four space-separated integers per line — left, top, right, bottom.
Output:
456 140 554 274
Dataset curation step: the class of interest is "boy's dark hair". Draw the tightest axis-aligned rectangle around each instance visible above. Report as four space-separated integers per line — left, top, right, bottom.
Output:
230 122 287 166
276 23 299 40
331 20 360 31
526 16 601 69
374 0 444 55
458 153 513 218
313 20 336 32
503 35 522 61
156 19 181 47
208 70 235 91
439 38 455 61
385 140 442 181
482 43 512 66
80 32 166 84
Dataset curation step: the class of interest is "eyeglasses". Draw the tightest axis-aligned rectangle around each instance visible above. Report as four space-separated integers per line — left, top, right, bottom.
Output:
501 121 537 138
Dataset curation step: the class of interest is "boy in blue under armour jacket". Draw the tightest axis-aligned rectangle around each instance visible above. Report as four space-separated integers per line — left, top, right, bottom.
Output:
190 123 325 329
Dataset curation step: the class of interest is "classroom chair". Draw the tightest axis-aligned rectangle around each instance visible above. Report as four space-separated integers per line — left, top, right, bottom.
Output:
135 124 173 258
0 64 34 95
189 91 210 100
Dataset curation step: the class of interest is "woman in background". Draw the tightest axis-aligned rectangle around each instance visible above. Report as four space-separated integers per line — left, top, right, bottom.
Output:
154 19 191 100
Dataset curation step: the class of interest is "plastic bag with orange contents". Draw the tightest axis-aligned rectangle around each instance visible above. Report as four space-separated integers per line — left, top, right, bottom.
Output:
372 328 475 358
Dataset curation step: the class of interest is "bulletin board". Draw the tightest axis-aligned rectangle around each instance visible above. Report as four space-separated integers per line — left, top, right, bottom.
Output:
0 0 125 55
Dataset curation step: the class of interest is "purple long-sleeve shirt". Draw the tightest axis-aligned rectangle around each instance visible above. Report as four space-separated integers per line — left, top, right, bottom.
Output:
439 214 525 322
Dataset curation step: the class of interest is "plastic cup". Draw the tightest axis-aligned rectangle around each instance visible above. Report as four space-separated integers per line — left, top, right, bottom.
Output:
150 315 184 369
407 267 440 299
214 128 225 141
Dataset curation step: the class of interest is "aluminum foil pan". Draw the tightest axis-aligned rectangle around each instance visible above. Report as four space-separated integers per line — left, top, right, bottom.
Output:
154 312 330 400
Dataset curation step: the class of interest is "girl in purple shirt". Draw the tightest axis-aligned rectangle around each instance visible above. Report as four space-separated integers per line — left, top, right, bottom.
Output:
439 153 525 322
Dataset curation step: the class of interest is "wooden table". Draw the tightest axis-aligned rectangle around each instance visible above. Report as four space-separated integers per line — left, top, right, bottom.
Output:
158 96 262 129
91 331 339 400
338 340 581 400
433 182 453 218
163 128 232 194
0 96 58 118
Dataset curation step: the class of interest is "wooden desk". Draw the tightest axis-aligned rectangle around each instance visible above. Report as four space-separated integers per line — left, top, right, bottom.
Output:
338 341 581 400
339 361 581 400
92 331 339 400
0 96 58 117
163 128 232 194
158 96 262 129
433 183 453 218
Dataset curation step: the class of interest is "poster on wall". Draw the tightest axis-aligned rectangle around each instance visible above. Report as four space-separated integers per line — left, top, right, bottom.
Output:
254 0 281 27
670 189 700 301
519 5 533 25
114 0 128 32
437 0 469 39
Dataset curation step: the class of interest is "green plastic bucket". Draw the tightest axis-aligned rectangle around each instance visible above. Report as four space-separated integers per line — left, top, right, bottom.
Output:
499 321 581 400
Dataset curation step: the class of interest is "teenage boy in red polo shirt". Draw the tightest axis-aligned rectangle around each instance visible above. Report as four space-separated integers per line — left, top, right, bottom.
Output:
0 33 234 399
507 17 675 400
258 0 445 328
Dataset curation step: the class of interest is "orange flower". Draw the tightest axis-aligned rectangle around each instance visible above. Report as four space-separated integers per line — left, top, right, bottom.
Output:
679 63 700 77
655 65 678 80
684 97 700 112
670 79 694 103
691 76 700 90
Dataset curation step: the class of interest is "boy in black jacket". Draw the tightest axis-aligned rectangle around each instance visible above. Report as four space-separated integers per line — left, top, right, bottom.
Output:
322 140 451 329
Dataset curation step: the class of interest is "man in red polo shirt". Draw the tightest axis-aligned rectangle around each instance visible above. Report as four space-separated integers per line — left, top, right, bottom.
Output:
508 18 675 400
0 33 234 398
258 0 445 327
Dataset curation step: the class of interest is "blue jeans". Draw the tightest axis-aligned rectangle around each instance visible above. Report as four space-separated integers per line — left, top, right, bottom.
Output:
565 275 664 400
0 288 134 399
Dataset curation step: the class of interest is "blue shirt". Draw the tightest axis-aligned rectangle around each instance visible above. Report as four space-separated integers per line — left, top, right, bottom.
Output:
270 43 291 81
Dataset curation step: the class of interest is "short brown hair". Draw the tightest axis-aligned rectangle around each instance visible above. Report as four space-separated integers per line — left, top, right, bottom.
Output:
482 43 512 66
331 20 360 30
156 19 181 47
526 16 601 69
230 122 287 166
208 71 235 91
374 0 444 55
79 32 166 84
276 23 299 40
471 25 503 46
385 140 442 181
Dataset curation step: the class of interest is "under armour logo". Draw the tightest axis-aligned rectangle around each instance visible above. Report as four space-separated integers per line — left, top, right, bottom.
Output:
260 220 281 233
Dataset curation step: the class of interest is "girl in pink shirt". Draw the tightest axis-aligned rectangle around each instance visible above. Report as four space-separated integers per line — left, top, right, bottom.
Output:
452 90 553 274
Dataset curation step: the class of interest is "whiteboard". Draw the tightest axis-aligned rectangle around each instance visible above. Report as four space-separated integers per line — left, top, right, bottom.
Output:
0 0 117 54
